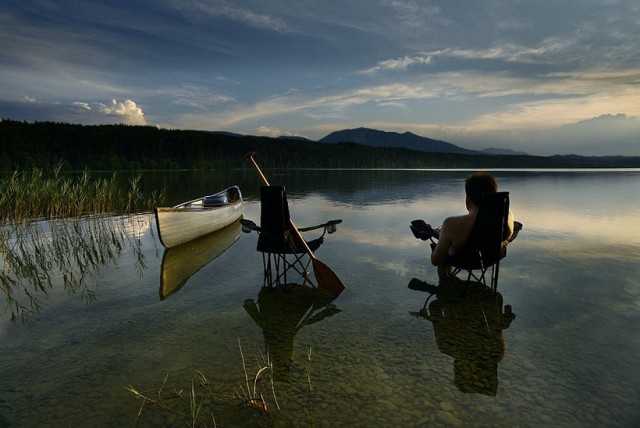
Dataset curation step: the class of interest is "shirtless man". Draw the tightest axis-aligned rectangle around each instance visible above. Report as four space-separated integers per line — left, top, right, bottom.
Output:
430 172 514 266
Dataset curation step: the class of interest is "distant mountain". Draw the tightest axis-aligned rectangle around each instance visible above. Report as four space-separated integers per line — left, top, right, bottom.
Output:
208 131 246 138
319 127 480 155
482 147 529 156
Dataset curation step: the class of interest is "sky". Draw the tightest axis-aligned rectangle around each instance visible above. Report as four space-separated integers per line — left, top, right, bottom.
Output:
1 0 639 156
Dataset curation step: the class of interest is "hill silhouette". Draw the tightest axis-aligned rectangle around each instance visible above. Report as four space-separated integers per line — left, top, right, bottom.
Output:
319 127 479 154
1 120 639 171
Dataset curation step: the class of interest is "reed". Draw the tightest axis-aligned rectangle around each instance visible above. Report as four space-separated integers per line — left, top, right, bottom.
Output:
1 214 148 322
305 344 313 392
0 165 162 322
0 164 164 224
125 340 279 427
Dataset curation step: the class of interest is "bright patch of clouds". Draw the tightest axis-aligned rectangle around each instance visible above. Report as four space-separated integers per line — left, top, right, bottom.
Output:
0 97 147 126
256 125 308 139
96 99 146 125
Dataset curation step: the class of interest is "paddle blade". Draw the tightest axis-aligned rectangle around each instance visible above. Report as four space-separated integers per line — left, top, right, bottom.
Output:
312 258 345 298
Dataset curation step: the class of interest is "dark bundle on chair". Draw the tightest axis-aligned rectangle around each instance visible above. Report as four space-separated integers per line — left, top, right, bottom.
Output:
410 220 440 241
241 186 342 290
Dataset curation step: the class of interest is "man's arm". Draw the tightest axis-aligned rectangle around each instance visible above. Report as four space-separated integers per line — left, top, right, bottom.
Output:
430 220 453 266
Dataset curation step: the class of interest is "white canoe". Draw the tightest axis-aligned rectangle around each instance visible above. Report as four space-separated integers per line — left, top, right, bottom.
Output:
154 186 243 248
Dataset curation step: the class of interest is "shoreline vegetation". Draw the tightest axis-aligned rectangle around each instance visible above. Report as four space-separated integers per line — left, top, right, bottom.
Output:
0 164 164 223
2 119 639 171
0 166 164 322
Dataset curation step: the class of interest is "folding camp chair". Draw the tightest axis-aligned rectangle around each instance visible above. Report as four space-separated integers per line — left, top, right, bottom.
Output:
448 192 522 293
241 186 342 290
411 192 522 294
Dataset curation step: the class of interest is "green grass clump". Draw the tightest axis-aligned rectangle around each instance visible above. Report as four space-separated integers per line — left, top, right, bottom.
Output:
0 164 164 224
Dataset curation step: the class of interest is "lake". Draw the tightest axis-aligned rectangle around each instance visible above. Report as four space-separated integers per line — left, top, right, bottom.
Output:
1 168 639 427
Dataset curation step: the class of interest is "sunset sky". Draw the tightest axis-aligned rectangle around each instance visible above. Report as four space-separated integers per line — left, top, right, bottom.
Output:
1 0 639 156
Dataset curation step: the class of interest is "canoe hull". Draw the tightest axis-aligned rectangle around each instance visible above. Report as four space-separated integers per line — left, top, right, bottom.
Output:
160 220 242 299
154 186 243 248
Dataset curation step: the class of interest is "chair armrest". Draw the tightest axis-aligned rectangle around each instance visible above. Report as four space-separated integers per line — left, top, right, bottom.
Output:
507 221 523 243
298 219 342 233
240 219 260 233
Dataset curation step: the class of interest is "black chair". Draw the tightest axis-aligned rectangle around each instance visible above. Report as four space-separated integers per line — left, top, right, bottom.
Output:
241 186 342 290
448 192 521 293
411 191 522 294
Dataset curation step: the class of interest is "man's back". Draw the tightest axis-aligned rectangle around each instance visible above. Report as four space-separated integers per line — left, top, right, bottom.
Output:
431 210 478 265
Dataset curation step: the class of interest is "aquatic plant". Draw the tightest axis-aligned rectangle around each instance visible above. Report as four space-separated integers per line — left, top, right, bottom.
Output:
1 214 150 322
233 338 279 412
125 339 280 427
0 164 163 322
305 344 313 392
0 164 164 223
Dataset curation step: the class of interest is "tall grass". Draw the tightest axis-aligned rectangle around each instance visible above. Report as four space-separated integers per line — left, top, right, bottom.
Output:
0 164 164 224
0 165 163 322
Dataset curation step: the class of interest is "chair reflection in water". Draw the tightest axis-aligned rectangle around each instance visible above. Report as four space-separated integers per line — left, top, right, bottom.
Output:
241 185 342 291
409 277 516 396
243 283 340 381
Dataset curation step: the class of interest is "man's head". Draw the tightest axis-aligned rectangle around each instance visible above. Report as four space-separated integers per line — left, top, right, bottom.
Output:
465 172 498 207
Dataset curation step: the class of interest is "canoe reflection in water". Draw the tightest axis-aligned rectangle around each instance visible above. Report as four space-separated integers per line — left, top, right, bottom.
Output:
244 284 341 382
409 277 516 396
159 220 241 300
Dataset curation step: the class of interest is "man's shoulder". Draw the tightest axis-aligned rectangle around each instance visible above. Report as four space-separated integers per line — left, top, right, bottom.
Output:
442 213 472 227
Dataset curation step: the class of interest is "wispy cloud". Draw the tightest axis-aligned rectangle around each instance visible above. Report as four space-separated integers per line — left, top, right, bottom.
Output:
360 54 432 74
169 0 291 32
169 67 640 136
360 36 583 75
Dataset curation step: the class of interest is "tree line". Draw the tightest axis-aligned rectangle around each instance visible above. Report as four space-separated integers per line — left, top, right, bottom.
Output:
1 119 638 171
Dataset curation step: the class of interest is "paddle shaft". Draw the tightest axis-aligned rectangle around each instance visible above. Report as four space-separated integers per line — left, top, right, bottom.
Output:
244 152 316 257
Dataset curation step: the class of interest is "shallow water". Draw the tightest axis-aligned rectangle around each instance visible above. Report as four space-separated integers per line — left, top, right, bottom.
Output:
1 169 639 427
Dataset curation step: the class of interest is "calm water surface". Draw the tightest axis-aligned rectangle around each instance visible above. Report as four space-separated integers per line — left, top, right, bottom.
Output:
1 169 639 427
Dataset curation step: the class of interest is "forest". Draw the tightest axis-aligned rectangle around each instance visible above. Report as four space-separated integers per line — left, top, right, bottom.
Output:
1 119 638 171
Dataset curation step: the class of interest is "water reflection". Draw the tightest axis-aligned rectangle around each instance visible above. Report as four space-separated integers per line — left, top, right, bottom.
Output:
0 214 148 322
409 277 516 396
159 221 241 300
243 284 341 381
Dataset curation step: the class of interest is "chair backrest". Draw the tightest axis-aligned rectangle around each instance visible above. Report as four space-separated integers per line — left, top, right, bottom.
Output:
448 191 510 269
257 186 292 253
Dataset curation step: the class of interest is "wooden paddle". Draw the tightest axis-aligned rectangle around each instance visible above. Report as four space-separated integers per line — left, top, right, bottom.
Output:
244 152 345 297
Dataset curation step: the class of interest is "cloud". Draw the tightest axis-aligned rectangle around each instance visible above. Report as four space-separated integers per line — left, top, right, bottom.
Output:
360 54 432 74
0 97 147 126
96 99 146 125
424 113 640 156
255 125 308 139
359 36 583 76
169 0 290 33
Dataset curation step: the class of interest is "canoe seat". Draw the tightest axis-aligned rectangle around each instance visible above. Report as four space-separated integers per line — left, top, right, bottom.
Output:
203 195 228 207
241 185 342 291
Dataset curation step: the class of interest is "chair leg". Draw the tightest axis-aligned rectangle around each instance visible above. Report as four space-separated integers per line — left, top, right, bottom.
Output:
262 253 274 289
491 262 501 294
